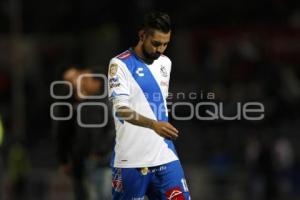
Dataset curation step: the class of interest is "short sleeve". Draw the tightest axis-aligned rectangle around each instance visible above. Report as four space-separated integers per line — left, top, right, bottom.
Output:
107 58 130 109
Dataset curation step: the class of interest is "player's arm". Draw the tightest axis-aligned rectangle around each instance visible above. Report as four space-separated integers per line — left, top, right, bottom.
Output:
116 106 178 139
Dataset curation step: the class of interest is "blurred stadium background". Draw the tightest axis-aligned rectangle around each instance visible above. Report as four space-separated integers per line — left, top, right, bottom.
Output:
0 0 300 199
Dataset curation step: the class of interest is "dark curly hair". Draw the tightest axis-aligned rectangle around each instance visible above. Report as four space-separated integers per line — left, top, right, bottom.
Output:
142 11 171 33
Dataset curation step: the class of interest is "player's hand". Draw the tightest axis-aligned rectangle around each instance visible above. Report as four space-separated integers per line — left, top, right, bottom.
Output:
150 121 179 139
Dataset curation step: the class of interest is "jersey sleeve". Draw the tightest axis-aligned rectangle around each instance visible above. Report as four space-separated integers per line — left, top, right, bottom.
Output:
108 58 130 109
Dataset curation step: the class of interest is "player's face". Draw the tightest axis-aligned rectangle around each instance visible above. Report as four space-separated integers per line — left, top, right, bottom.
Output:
142 30 171 60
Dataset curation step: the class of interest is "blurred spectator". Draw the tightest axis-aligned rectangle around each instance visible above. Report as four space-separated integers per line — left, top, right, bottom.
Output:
53 65 114 200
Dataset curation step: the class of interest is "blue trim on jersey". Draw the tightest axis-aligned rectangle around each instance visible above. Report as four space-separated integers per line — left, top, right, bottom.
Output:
114 93 129 96
120 49 168 122
109 91 126 124
115 112 124 124
109 91 129 99
164 139 178 156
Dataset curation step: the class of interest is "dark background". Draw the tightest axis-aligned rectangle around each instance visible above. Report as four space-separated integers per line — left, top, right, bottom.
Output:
0 0 300 199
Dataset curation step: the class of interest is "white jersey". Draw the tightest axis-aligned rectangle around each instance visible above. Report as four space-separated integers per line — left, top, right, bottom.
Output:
108 48 178 168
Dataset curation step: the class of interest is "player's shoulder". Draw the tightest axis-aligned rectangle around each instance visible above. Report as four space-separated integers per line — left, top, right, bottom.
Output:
110 50 135 65
109 49 137 77
115 50 133 61
116 50 131 59
109 51 130 66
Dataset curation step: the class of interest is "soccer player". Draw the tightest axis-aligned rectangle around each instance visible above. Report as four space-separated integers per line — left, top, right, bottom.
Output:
108 11 191 199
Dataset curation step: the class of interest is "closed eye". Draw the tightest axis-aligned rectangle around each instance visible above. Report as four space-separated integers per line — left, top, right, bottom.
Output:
152 41 169 47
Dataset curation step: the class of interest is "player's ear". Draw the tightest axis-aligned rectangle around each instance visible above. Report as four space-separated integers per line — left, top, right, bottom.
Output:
139 30 145 42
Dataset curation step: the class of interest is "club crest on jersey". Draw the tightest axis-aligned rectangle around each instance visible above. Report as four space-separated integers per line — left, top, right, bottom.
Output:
109 63 118 76
136 67 144 77
160 65 168 77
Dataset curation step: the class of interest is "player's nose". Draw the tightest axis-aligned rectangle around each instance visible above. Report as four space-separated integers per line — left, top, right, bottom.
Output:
156 48 163 55
156 45 164 53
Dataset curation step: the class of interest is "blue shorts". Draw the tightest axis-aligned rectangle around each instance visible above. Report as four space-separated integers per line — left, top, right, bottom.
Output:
112 160 191 200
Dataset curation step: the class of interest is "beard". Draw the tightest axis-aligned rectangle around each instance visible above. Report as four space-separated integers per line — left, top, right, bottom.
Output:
142 46 161 61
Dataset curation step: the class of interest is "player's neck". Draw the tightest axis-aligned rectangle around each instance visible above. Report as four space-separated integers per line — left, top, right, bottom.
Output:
133 45 154 64
133 45 144 59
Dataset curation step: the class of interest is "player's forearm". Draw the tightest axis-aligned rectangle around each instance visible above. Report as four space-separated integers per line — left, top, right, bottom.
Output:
116 106 179 139
116 106 155 129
